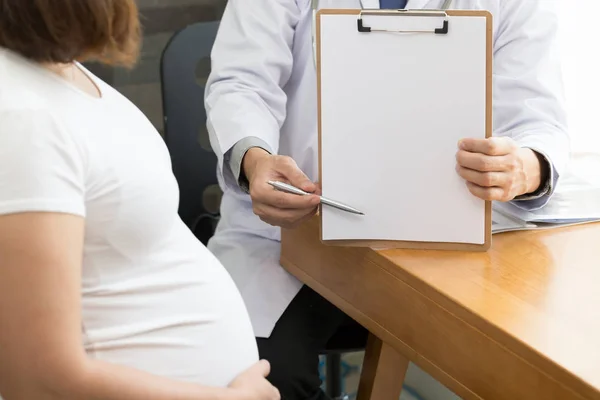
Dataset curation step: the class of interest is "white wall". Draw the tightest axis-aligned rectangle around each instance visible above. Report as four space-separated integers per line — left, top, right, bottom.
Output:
557 1 600 153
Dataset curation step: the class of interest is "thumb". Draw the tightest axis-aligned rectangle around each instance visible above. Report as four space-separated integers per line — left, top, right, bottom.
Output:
279 159 316 193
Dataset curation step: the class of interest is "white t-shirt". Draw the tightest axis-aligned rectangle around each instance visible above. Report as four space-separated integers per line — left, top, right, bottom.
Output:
0 48 258 387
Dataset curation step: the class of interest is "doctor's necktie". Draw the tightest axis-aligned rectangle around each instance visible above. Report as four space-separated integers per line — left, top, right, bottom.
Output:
380 0 408 8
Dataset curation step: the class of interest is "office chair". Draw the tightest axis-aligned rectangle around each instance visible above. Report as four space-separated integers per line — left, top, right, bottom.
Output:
160 21 220 244
160 21 363 399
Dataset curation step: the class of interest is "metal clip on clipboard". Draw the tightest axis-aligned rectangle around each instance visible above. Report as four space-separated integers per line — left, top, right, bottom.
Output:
357 9 449 34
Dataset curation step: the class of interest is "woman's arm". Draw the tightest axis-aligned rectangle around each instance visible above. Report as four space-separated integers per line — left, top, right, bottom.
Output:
0 212 237 400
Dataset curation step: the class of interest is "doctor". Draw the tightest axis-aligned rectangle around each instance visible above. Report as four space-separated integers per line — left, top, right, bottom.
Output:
205 0 568 399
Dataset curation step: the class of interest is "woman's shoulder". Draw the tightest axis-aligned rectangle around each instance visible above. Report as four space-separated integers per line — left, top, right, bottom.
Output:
0 106 80 166
0 53 85 146
0 68 82 162
0 95 53 121
0 53 54 113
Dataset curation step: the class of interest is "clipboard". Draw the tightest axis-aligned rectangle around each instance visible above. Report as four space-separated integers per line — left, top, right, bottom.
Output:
316 8 493 252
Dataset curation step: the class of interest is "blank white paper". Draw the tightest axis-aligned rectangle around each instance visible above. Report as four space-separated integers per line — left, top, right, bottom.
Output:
319 13 487 244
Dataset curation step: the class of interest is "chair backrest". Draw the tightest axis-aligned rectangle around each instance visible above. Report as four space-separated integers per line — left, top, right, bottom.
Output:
160 21 221 244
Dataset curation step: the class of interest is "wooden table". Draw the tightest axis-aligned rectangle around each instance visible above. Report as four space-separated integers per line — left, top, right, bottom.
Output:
280 217 600 400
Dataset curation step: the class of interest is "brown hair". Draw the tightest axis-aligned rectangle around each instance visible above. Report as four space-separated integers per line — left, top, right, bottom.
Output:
0 0 141 67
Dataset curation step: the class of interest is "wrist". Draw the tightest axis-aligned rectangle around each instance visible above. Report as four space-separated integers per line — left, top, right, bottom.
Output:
519 148 544 194
242 147 270 183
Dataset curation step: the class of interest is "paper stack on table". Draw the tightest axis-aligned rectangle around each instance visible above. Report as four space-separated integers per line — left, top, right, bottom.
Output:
492 152 600 234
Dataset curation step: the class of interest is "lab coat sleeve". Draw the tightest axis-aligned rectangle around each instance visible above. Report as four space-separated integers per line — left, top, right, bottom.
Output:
492 0 569 211
204 0 300 193
228 136 273 193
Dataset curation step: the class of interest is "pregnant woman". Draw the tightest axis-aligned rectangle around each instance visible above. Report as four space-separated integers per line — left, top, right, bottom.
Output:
0 1 278 399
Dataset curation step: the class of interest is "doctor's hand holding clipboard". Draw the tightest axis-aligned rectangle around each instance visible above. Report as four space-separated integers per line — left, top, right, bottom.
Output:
456 136 550 203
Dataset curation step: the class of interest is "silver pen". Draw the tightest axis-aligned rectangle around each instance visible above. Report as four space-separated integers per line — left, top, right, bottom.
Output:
267 181 364 215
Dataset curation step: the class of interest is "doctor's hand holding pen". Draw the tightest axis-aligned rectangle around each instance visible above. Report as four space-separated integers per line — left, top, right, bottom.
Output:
242 148 321 228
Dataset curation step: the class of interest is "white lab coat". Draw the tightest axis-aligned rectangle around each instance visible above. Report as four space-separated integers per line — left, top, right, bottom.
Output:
205 0 569 338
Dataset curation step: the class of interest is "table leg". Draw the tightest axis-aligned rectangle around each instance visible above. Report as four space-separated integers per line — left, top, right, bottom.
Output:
357 333 409 400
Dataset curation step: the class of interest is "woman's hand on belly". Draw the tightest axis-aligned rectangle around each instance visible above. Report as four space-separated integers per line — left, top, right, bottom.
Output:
227 360 280 400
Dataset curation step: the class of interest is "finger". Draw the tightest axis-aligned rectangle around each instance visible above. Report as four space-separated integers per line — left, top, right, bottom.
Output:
255 184 321 210
456 150 511 172
256 205 317 228
456 166 509 188
313 181 323 196
459 137 516 156
276 157 317 193
295 207 319 225
253 359 270 378
272 387 281 400
258 210 316 229
466 182 511 201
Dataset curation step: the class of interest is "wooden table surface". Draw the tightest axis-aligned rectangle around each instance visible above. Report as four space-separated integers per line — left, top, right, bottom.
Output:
280 217 600 400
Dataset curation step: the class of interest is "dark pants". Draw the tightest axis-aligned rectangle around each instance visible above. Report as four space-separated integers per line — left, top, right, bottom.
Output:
257 286 368 400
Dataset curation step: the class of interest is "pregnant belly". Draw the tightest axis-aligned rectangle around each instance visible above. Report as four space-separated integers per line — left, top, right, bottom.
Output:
81 266 259 387
85 317 258 387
